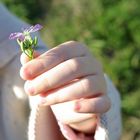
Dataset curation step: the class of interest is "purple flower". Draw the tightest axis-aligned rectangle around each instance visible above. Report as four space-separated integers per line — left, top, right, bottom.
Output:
9 32 25 41
9 24 43 41
23 24 43 33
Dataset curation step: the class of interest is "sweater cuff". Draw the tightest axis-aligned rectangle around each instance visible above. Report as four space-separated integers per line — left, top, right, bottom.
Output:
58 114 108 140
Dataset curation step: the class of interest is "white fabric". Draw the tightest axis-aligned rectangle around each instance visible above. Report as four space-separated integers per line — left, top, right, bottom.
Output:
104 75 122 140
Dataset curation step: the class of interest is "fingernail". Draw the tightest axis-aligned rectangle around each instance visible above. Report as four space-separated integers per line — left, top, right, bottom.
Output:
74 101 81 111
24 82 35 95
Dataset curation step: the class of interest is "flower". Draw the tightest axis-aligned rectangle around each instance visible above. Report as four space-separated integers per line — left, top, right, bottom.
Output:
23 24 43 33
9 24 43 41
9 24 43 59
9 32 25 41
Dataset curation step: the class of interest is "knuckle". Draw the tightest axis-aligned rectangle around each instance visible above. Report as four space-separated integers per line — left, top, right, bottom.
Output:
53 49 66 62
46 47 66 61
80 75 107 95
67 58 81 73
44 77 52 90
80 77 93 93
38 59 47 70
44 47 65 62
68 40 87 50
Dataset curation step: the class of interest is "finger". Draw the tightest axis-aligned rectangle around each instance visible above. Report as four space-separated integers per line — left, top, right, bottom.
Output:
74 96 111 114
69 116 98 134
20 51 40 65
39 75 106 105
51 100 95 124
20 41 90 80
24 56 102 95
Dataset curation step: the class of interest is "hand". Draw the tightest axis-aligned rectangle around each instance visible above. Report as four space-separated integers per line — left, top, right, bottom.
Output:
20 41 110 133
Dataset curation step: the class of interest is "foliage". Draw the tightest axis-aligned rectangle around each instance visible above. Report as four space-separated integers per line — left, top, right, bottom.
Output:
43 1 140 125
2 0 140 139
1 0 52 23
44 0 140 118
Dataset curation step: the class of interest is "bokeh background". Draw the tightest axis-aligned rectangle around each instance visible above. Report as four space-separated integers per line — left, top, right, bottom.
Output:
1 0 140 139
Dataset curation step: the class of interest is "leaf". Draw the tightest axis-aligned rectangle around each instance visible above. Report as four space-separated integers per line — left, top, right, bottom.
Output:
33 36 38 47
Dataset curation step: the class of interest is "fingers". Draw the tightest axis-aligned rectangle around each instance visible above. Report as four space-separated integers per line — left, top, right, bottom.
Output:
51 101 96 124
39 75 106 105
20 41 89 80
74 96 111 114
19 41 111 117
24 56 102 95
69 116 98 134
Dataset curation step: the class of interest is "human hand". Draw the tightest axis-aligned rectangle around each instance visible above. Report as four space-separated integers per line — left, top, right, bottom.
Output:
20 41 110 133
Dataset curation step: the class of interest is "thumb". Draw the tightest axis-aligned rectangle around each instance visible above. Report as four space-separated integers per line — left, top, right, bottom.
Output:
20 51 40 65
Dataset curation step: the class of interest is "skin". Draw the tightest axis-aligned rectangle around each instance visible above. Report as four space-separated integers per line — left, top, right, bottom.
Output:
20 41 111 137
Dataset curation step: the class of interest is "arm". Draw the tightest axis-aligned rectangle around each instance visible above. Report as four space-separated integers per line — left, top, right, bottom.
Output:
28 103 65 140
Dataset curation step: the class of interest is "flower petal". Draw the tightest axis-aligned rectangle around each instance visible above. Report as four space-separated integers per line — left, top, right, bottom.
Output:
28 24 43 33
9 32 25 41
23 26 33 33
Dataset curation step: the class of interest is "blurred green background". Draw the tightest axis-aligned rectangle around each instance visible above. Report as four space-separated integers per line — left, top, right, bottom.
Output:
1 0 140 139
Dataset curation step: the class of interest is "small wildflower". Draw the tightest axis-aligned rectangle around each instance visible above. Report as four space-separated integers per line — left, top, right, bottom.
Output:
9 24 43 59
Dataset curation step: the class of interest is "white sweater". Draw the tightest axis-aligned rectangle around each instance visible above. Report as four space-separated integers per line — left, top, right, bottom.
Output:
0 4 46 140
